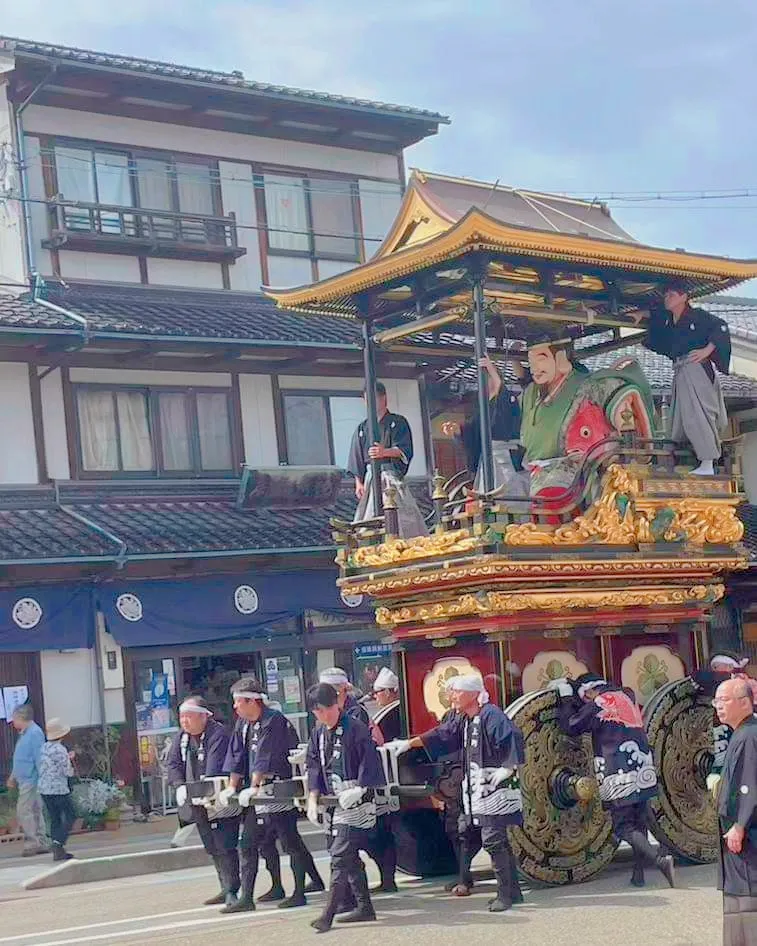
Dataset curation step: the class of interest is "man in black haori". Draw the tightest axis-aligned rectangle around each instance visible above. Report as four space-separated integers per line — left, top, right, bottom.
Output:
389 674 525 913
305 683 386 933
347 381 427 537
553 672 675 888
166 696 240 908
715 676 757 945
635 280 730 475
221 677 322 913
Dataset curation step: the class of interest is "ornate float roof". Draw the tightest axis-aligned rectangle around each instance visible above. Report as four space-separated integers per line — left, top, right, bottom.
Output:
265 171 757 346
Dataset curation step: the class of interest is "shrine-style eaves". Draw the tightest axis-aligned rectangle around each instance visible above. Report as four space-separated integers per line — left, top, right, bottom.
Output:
265 169 757 358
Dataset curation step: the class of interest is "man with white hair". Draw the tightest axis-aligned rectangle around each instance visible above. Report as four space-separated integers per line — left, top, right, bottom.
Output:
371 668 401 744
7 704 49 857
166 695 240 907
389 674 525 913
319 668 370 727
714 676 757 944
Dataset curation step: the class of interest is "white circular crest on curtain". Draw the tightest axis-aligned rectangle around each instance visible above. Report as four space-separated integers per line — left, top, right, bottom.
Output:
234 585 259 615
12 598 43 629
116 593 143 622
340 591 364 609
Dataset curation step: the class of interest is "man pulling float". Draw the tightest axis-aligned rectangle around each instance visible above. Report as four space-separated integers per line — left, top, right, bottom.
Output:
388 674 526 913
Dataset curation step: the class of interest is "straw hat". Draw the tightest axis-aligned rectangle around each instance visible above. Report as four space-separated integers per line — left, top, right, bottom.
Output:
45 718 70 741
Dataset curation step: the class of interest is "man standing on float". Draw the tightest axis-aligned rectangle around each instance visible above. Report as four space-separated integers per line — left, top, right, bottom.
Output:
347 381 426 537
388 674 525 913
634 280 730 475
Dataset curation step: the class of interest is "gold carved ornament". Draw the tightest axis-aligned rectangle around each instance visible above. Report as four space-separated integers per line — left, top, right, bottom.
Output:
374 583 725 627
349 529 480 568
505 464 745 548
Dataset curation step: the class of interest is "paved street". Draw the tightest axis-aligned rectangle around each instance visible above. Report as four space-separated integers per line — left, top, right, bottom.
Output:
0 854 722 946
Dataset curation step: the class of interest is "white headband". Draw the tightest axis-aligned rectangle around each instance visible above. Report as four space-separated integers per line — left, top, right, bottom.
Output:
179 701 213 716
320 670 349 686
232 691 269 702
711 655 749 670
451 674 484 693
578 678 607 699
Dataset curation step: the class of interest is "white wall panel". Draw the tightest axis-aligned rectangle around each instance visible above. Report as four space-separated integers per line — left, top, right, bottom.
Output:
70 368 231 386
58 250 142 283
147 258 224 289
25 105 401 180
40 368 70 479
266 255 312 289
0 363 38 484
239 374 278 466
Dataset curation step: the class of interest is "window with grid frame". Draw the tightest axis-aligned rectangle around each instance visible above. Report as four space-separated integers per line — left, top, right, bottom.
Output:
74 385 235 476
260 173 361 263
281 391 365 467
50 141 222 241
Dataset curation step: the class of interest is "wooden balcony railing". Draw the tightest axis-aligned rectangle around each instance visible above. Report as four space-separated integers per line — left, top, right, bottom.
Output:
43 201 247 263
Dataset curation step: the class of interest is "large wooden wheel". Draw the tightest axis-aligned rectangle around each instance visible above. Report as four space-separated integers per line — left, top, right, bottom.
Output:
644 677 718 863
506 689 618 885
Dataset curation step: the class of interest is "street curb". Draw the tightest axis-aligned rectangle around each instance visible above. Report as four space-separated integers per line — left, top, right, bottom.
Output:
22 845 211 890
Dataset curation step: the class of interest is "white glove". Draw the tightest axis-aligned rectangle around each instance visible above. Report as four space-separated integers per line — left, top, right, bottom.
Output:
175 785 187 807
489 767 514 789
289 747 307 765
706 773 721 797
306 795 320 825
385 739 411 757
218 786 237 807
546 678 574 698
238 787 258 807
338 786 366 810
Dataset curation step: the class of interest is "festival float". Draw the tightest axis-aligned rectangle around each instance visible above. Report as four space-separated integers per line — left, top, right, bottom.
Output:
266 171 756 884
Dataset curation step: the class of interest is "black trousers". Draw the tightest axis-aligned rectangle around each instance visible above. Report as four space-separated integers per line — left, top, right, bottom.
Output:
194 808 241 895
610 803 657 864
42 794 76 847
459 815 521 905
240 808 308 898
318 821 373 925
362 812 397 887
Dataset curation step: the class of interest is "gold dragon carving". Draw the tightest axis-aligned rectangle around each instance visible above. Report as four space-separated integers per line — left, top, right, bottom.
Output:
350 529 480 568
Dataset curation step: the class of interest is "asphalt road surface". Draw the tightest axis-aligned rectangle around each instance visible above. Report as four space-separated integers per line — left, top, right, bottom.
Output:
0 854 722 946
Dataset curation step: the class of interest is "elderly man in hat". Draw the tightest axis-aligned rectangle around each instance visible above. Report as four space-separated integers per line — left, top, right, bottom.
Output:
166 695 240 907
220 676 322 913
370 668 402 745
389 674 525 912
319 668 370 727
633 280 730 475
38 718 75 862
553 672 674 888
305 682 386 933
714 676 757 943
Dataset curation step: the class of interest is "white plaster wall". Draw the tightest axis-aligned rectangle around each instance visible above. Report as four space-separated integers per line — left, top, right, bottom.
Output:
219 161 262 292
0 363 38 484
58 250 142 283
22 135 54 277
24 105 402 181
239 374 278 466
0 80 26 285
385 378 427 475
279 376 361 391
147 258 224 290
732 350 757 381
358 179 403 258
40 368 70 479
69 368 231 386
40 650 99 728
40 648 126 727
266 255 312 289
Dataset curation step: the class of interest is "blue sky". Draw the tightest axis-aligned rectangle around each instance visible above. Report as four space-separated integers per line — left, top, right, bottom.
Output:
2 0 756 264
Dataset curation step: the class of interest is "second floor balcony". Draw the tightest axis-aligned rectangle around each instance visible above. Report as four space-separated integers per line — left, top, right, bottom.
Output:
43 200 247 263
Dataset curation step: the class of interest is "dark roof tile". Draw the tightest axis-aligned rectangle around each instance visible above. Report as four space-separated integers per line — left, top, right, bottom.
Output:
3 36 448 123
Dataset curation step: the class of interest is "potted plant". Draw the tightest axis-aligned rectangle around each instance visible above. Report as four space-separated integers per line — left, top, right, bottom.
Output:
72 779 125 832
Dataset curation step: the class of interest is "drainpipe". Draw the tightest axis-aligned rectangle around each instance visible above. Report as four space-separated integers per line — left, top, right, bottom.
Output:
94 610 113 780
13 65 57 284
59 503 128 568
32 273 90 342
